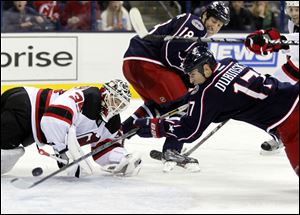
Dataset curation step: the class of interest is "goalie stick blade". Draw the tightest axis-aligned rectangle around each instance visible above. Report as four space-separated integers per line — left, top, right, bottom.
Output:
129 8 149 38
11 178 34 189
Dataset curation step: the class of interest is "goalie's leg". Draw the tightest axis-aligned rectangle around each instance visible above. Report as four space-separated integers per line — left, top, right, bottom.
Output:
1 147 25 175
1 87 33 175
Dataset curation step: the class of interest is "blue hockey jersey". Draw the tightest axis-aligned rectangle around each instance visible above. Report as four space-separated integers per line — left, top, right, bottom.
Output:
163 58 299 143
124 13 207 74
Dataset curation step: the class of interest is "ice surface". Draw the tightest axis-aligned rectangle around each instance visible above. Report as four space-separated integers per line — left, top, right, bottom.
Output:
1 100 299 214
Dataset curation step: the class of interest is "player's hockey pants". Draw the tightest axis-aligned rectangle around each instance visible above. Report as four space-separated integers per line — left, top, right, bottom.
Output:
1 87 34 149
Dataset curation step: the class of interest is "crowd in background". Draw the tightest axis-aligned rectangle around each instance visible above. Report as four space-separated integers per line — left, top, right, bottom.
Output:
0 1 289 33
1 1 132 32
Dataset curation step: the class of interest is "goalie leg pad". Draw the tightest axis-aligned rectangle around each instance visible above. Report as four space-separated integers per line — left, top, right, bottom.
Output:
1 147 25 175
112 153 142 176
99 147 142 176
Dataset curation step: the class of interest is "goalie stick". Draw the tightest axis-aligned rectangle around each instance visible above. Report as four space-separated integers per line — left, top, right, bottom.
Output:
11 104 189 189
10 128 139 189
129 7 299 46
150 120 229 162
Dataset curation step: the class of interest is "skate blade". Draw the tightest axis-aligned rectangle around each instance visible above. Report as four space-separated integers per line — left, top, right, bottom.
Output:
162 161 177 173
259 148 283 156
184 163 201 172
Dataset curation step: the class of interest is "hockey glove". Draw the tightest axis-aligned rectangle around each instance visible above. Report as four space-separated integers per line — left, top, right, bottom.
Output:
245 28 289 55
121 116 135 135
54 147 70 169
133 118 166 138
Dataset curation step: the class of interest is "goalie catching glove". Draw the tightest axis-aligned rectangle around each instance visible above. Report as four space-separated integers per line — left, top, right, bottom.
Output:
133 118 166 138
244 28 289 55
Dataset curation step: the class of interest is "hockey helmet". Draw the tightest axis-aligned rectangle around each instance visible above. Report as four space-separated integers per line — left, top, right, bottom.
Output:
183 46 217 76
204 1 230 26
101 79 131 121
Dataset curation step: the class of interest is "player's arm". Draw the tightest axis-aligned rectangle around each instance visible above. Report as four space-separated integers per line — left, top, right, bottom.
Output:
161 14 207 72
40 88 85 153
133 89 214 143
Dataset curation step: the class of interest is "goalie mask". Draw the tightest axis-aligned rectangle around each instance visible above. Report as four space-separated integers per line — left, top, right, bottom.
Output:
101 79 131 122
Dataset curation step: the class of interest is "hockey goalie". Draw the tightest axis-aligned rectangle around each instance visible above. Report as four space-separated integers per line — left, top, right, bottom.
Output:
1 79 142 177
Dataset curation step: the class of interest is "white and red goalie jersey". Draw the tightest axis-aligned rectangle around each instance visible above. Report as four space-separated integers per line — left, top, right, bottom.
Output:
24 86 123 165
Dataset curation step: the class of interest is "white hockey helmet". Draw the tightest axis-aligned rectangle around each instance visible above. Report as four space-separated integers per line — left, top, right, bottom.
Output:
101 79 131 121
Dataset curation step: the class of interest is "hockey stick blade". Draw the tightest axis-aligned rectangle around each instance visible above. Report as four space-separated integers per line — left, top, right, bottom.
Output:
129 7 149 38
150 150 163 161
11 178 34 189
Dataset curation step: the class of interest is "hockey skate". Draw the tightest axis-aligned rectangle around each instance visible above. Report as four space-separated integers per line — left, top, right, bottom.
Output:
260 138 284 155
162 149 200 173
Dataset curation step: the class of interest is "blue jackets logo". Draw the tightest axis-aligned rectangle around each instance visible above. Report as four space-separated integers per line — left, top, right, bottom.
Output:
209 43 278 67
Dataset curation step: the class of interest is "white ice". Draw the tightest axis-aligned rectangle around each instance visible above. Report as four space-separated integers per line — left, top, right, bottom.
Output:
1 99 299 214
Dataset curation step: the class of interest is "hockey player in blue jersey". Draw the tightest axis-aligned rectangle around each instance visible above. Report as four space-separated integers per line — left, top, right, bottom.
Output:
122 2 230 171
133 46 299 177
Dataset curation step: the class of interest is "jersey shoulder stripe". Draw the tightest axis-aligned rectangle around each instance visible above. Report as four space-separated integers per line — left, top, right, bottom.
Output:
44 104 74 125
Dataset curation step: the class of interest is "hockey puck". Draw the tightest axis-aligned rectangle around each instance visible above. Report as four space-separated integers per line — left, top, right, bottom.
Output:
32 167 43 177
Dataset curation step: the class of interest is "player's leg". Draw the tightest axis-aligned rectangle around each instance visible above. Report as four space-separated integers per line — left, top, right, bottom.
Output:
1 87 33 175
277 103 299 176
122 59 188 138
261 66 298 155
123 60 199 171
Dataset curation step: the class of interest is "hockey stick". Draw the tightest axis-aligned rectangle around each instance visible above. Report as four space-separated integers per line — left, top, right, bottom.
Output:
129 8 299 46
10 128 139 189
150 119 229 161
183 119 229 156
11 104 189 189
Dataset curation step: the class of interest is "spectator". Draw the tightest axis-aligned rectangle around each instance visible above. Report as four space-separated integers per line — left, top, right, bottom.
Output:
100 1 132 31
224 1 254 32
33 1 62 30
191 1 213 16
60 1 101 31
2 1 49 32
122 1 132 12
251 1 277 30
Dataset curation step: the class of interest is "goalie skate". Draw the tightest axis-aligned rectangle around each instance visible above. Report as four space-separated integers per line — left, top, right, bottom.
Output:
260 138 284 155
